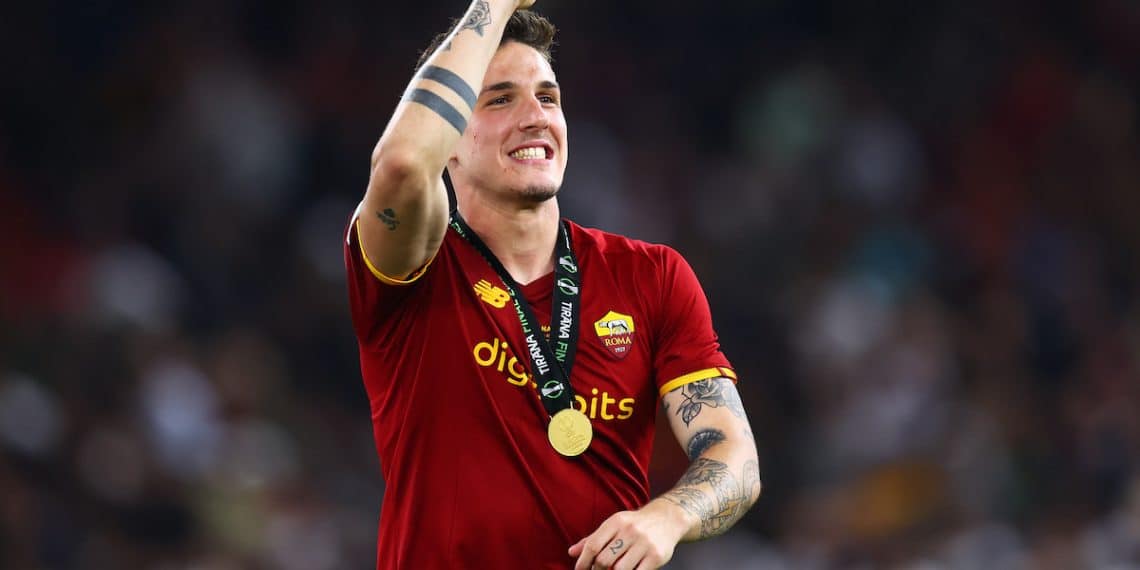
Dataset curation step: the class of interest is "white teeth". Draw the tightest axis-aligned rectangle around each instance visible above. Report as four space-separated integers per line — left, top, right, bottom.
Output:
510 147 546 159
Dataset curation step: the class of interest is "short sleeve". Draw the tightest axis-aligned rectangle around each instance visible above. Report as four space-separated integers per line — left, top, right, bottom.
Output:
343 204 435 345
650 246 736 398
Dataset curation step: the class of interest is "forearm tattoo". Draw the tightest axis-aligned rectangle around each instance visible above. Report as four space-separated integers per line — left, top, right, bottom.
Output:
420 65 477 110
674 378 747 427
404 88 467 133
661 459 761 539
404 2 488 131
461 1 492 36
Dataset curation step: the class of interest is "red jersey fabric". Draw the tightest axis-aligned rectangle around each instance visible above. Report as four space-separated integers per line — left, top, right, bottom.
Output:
344 210 735 569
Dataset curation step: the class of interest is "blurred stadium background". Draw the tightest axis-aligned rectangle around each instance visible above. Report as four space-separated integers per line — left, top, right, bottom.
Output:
2 0 1139 568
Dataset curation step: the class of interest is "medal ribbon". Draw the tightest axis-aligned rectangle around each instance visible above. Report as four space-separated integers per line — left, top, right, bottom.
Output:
450 212 581 416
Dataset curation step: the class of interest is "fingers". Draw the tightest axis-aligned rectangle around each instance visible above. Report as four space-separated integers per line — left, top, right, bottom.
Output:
611 540 648 570
571 509 677 570
568 537 585 558
572 524 618 570
578 534 645 569
591 537 630 569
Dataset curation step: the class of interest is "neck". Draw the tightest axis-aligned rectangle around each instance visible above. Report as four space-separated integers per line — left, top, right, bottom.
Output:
457 195 561 286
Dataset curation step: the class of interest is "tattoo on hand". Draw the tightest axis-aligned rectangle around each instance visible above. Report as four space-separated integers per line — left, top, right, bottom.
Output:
675 378 746 427
377 208 400 230
461 1 492 36
609 539 623 554
686 428 726 461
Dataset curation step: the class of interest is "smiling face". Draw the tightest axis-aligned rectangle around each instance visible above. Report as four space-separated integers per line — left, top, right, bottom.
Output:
449 41 568 205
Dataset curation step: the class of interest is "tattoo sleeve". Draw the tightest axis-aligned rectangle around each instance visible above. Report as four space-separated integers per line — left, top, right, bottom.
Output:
659 378 759 539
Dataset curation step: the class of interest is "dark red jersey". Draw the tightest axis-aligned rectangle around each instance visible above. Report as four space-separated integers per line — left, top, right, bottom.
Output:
344 210 735 569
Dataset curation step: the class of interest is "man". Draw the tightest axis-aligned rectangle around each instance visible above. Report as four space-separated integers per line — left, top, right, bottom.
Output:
344 1 761 568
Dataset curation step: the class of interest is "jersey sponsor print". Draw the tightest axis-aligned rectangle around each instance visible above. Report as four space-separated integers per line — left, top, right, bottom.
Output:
344 214 734 569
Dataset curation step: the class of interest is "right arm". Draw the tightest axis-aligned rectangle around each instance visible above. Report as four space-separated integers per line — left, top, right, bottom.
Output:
359 0 533 279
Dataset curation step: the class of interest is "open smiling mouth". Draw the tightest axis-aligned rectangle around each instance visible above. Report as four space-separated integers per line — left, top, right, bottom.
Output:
508 145 553 160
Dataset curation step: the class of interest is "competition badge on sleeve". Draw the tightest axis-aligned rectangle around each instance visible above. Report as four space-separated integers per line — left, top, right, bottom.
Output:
594 311 635 359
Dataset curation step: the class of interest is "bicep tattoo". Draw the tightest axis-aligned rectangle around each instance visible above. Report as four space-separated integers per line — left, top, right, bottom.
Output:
673 378 746 427
376 208 400 230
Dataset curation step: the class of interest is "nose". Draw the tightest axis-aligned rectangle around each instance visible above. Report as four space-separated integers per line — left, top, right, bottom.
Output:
517 95 549 131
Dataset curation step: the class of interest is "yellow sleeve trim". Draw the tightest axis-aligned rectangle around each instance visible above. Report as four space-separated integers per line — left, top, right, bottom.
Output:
658 366 738 397
354 219 436 286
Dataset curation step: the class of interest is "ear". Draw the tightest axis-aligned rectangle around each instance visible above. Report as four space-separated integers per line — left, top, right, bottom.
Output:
448 135 464 166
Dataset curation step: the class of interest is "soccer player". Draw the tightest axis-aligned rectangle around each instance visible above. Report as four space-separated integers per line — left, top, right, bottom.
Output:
344 1 761 568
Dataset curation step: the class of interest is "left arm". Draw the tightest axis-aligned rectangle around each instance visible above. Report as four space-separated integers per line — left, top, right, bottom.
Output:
570 377 761 569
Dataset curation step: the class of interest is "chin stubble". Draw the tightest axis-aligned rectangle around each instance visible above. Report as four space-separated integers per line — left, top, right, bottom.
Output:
519 185 560 203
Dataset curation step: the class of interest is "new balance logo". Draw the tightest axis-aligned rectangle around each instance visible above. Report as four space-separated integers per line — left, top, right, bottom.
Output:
473 279 510 308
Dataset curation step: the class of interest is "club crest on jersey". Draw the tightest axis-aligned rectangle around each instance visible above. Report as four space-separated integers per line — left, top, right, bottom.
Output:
594 310 636 359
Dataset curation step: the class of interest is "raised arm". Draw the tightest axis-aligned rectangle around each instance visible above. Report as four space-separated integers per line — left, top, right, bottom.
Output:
571 378 761 569
360 0 533 279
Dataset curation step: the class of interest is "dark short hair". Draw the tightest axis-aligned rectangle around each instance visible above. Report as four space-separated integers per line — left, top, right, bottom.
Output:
415 11 556 72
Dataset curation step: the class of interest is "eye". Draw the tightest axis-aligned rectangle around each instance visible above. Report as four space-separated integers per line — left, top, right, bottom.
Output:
489 95 509 106
538 94 558 105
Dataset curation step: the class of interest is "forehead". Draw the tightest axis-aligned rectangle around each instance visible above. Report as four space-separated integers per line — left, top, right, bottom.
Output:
483 41 557 88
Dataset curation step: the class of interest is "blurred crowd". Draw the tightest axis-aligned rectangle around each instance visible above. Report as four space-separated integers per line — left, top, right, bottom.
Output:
2 0 1138 568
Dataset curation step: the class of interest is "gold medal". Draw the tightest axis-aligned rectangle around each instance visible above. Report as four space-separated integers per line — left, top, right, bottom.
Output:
547 408 592 457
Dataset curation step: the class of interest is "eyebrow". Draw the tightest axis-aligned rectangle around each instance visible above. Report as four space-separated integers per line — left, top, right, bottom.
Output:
480 80 560 94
